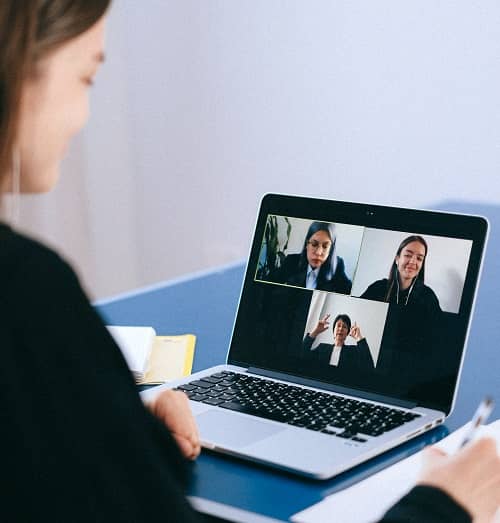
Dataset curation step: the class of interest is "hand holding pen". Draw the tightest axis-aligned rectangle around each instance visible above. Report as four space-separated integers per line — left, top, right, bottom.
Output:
417 396 500 522
460 396 494 448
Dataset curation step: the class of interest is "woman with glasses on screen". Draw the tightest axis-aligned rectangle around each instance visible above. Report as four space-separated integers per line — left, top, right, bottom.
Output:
0 2 498 522
272 221 352 293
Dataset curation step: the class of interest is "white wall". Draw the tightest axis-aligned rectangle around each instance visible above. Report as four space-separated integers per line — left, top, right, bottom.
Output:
16 1 500 299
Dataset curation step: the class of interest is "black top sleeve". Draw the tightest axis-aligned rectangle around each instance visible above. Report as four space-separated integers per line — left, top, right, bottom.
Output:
303 333 315 351
356 337 375 370
0 228 201 522
360 279 388 301
379 485 471 523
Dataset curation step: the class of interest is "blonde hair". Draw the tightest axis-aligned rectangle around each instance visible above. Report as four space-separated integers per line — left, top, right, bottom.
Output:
0 0 111 186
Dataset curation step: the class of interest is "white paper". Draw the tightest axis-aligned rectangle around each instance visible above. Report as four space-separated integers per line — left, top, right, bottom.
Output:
292 420 500 523
107 325 156 376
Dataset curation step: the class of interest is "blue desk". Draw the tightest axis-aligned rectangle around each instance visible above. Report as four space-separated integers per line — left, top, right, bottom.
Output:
96 202 500 522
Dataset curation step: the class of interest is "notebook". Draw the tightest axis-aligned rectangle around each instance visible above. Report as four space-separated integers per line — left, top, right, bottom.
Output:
142 194 488 479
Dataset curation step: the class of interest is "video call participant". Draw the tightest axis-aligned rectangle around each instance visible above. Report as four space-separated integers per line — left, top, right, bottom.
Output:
360 235 441 313
1 2 499 522
271 221 352 293
303 314 374 372
360 235 445 395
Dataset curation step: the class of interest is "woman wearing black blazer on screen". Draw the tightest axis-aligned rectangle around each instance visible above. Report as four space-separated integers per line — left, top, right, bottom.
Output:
272 221 352 293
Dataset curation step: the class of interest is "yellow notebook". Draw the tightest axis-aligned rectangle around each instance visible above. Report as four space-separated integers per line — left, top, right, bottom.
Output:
139 335 196 385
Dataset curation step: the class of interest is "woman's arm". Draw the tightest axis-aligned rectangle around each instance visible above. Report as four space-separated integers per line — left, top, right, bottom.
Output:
349 323 375 369
303 314 331 351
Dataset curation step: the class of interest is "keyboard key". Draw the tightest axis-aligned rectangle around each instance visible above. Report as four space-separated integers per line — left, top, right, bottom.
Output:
203 398 225 406
201 376 223 384
206 390 223 398
219 393 236 401
178 384 197 391
336 431 355 439
195 387 210 393
190 380 212 389
190 394 208 402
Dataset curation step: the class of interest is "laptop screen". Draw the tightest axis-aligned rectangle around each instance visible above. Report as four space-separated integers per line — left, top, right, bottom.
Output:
228 194 488 414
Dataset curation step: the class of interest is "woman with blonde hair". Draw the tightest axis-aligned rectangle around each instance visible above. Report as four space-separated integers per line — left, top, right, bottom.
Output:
1 2 498 521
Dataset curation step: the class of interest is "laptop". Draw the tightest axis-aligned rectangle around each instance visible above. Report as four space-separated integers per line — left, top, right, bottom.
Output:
142 194 488 479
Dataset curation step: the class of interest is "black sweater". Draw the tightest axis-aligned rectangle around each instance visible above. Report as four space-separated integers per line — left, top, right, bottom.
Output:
0 224 470 523
361 277 441 313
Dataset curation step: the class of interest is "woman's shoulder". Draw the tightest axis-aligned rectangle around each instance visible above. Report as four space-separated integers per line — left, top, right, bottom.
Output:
332 255 348 278
279 253 302 274
421 282 438 296
327 256 352 293
418 282 442 309
283 252 301 267
360 278 388 298
1 223 60 257
0 224 65 264
0 224 75 287
368 278 388 287
267 252 302 283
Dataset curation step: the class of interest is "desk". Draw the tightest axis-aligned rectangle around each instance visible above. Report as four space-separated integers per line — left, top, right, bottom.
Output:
96 202 500 522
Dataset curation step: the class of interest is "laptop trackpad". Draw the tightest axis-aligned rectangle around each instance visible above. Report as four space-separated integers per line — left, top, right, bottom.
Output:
196 410 286 448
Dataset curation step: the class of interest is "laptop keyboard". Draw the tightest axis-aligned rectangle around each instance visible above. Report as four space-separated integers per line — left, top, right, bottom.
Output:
176 371 421 442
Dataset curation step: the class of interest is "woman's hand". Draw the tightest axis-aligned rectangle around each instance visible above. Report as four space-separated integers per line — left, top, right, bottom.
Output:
148 389 201 460
418 438 500 523
349 322 364 342
310 314 331 338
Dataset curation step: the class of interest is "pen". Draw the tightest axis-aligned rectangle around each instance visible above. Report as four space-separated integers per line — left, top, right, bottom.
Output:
460 396 494 448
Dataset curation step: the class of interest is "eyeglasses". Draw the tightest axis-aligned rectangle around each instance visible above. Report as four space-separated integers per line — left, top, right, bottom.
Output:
307 240 332 252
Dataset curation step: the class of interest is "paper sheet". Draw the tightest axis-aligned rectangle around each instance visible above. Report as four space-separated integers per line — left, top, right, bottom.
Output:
292 420 500 523
107 325 156 377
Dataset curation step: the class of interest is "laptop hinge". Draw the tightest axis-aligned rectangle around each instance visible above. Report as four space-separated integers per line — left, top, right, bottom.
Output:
247 367 417 409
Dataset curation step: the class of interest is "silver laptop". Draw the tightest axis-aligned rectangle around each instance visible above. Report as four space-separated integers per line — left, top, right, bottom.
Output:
143 194 488 479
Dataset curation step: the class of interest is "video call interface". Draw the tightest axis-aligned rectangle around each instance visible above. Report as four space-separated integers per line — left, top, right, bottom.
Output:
229 214 475 412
